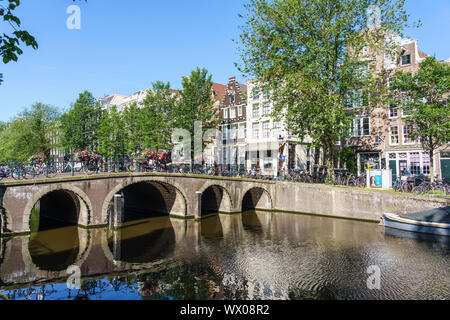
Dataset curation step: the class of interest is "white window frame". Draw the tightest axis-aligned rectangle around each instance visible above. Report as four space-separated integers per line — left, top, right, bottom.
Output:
230 107 236 119
252 87 260 100
262 102 271 116
389 126 399 146
389 105 398 119
402 125 415 145
238 105 243 117
252 122 259 139
253 104 260 119
262 121 270 138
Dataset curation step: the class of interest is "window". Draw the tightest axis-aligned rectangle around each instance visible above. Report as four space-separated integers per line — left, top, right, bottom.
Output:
253 104 260 118
262 102 271 116
223 108 228 119
263 87 270 99
223 125 228 141
401 54 411 66
229 94 235 104
401 97 413 117
230 124 237 140
230 107 236 119
262 121 270 138
389 105 398 118
252 87 260 100
238 106 243 117
389 126 399 145
252 123 259 139
347 90 368 108
238 123 246 139
422 153 430 175
352 118 370 137
403 125 414 144
410 152 420 175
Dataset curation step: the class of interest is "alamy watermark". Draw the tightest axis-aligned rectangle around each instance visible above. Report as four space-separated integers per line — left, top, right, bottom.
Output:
366 265 381 290
66 5 81 30
66 265 81 290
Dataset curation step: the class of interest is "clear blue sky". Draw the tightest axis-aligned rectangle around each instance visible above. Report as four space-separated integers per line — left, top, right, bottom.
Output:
0 0 449 122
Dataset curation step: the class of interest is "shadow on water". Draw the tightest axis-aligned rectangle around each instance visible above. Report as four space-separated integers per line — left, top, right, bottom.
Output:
241 210 263 232
384 227 450 253
107 215 176 264
200 215 223 240
28 225 80 271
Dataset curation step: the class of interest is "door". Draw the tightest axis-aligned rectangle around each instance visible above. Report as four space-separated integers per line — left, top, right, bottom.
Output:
389 160 397 181
441 159 450 183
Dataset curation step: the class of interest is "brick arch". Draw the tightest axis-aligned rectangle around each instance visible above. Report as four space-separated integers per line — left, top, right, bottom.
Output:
198 182 233 215
241 185 273 211
101 177 188 225
22 184 93 232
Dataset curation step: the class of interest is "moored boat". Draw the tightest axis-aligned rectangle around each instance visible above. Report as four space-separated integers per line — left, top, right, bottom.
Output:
382 206 450 237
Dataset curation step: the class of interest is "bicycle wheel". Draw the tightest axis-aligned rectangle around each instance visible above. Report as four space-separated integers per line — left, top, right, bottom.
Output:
46 165 58 178
127 162 136 173
12 168 25 180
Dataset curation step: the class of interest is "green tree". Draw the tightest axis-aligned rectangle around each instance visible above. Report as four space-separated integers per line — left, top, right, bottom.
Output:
60 91 101 153
139 81 177 153
388 56 450 182
97 105 125 158
122 102 143 156
0 102 60 162
173 67 218 163
237 0 410 180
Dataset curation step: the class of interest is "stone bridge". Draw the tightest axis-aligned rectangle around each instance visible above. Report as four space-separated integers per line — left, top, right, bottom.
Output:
0 173 274 235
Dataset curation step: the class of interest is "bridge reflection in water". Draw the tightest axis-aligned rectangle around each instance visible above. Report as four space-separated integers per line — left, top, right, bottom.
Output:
1 210 449 300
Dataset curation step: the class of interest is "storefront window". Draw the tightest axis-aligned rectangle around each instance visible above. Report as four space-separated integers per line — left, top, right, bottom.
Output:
360 153 380 172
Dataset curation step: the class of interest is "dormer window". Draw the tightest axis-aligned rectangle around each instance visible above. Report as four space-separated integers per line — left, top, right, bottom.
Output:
401 54 411 66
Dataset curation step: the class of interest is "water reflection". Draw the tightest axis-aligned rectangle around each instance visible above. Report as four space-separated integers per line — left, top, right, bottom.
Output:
28 225 80 272
241 210 263 232
107 216 176 264
0 210 449 300
200 215 223 240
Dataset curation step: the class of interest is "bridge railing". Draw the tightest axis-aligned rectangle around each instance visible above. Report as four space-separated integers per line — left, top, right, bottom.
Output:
0 159 280 182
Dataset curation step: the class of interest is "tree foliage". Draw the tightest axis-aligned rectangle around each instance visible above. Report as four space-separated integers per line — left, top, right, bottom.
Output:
237 0 411 178
60 91 101 153
173 67 219 162
97 105 125 158
139 81 177 153
388 56 450 181
0 102 60 162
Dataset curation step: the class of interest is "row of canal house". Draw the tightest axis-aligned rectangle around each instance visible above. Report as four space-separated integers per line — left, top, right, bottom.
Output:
344 36 450 181
96 35 449 180
214 37 449 180
213 77 322 176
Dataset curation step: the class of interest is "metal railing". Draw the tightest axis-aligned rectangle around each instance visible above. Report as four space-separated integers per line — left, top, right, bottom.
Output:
0 159 448 195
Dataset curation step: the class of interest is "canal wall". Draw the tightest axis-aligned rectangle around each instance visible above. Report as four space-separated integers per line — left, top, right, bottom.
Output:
273 182 450 222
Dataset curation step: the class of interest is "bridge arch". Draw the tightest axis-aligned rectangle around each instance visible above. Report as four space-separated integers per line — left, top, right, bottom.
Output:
241 185 273 212
101 177 188 225
198 182 233 216
23 184 93 232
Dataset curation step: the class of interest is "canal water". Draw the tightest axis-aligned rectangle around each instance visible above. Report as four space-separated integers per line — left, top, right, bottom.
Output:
0 211 448 300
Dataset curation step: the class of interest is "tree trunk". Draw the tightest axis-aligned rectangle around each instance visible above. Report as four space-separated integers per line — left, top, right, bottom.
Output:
430 150 435 183
325 144 335 183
